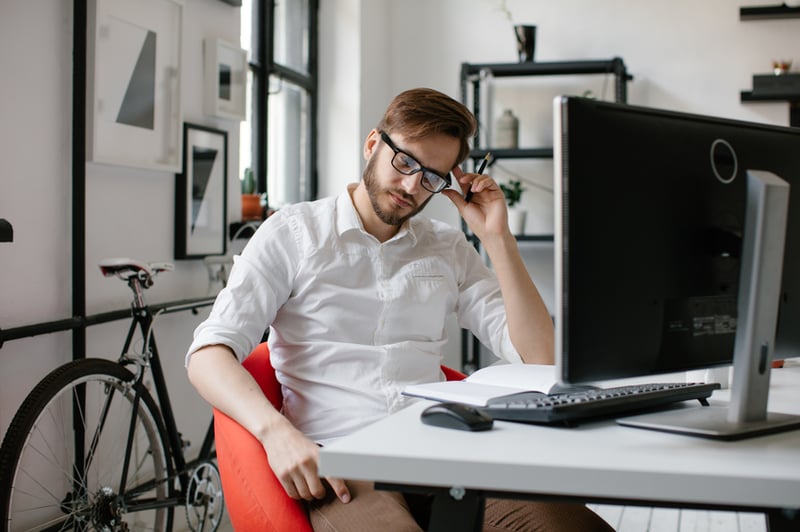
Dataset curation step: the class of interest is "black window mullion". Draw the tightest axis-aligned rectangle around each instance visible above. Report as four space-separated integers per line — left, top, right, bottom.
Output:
250 0 317 203
271 64 313 91
308 0 319 200
250 0 271 196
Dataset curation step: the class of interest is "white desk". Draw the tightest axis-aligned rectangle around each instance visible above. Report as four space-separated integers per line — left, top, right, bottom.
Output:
320 366 800 531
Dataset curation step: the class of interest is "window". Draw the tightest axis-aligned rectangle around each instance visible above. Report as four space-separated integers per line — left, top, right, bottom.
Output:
242 0 318 209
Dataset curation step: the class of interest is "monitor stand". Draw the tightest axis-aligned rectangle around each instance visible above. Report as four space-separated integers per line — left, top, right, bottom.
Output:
619 170 800 440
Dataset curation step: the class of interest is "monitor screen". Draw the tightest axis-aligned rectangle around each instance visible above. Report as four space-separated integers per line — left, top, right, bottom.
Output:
554 96 800 385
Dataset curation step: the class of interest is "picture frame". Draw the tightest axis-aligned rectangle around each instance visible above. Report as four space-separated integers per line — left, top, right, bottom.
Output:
175 123 228 259
87 0 183 172
204 38 248 121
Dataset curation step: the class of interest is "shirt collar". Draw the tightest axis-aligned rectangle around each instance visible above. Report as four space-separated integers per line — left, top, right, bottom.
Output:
336 184 417 245
336 186 363 236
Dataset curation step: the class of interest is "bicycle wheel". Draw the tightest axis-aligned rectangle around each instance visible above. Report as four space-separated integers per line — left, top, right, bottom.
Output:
0 358 174 531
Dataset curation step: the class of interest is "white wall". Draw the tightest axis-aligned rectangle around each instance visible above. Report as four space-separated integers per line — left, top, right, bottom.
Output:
317 0 363 198
1 0 75 442
0 0 241 450
374 0 796 238
2 0 797 441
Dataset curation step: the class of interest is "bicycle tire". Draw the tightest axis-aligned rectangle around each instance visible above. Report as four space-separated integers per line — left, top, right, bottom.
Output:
0 358 174 531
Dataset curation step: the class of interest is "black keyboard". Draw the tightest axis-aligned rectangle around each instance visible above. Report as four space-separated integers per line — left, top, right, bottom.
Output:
479 382 721 425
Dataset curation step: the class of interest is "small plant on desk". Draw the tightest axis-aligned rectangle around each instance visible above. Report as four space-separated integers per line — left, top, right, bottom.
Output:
500 180 527 235
500 180 525 208
241 167 262 221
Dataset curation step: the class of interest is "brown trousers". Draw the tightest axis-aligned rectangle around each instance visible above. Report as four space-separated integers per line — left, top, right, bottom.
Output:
307 480 614 532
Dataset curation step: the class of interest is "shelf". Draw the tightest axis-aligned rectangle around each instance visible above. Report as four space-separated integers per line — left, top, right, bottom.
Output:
741 90 800 102
470 148 554 160
467 233 553 244
461 58 633 80
740 91 800 127
740 4 800 20
464 234 555 250
516 234 554 242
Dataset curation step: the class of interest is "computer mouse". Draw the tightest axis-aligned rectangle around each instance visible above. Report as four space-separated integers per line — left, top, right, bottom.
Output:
420 402 494 431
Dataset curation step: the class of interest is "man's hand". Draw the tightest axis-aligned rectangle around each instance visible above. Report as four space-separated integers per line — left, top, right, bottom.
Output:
442 168 555 365
443 166 510 240
262 418 351 503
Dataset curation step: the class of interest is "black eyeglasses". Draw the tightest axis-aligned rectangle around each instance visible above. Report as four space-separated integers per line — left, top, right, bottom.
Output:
379 131 452 194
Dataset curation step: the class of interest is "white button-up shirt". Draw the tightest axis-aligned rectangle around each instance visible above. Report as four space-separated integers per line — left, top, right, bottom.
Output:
187 187 520 444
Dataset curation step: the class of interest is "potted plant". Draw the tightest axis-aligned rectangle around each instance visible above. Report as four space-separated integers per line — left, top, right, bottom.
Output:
500 179 526 235
241 167 262 221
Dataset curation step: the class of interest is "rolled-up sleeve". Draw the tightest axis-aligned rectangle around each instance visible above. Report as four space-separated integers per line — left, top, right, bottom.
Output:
454 236 522 364
185 212 298 365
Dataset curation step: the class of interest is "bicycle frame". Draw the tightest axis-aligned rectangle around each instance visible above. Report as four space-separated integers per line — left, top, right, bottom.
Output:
109 275 216 516
1 259 222 531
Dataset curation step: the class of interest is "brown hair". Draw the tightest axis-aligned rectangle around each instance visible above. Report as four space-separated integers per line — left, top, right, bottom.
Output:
376 88 477 166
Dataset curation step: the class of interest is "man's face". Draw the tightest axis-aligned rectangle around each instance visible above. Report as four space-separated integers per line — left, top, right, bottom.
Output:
362 131 459 226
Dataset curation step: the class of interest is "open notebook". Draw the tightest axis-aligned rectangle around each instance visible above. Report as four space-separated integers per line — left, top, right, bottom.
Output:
403 364 559 407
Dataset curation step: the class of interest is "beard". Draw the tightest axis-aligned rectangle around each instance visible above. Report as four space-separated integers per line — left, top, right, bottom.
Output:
362 156 433 226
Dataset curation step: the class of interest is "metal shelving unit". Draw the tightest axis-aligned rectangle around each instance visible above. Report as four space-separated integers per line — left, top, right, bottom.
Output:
460 58 632 161
457 58 633 372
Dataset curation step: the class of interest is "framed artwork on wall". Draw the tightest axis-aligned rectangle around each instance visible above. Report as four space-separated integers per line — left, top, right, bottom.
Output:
175 123 228 259
204 38 248 121
88 0 183 172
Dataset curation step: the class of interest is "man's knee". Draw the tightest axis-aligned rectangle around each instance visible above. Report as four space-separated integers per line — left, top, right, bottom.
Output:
307 480 423 532
483 499 615 532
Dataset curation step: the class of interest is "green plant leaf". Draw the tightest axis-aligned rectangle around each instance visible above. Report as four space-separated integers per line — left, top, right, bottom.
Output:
500 180 525 207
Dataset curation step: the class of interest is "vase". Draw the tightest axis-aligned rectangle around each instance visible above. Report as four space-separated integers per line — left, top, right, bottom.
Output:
514 25 536 63
494 109 519 149
507 208 527 235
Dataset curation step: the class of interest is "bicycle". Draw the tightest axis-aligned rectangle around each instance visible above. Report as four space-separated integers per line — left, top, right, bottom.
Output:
0 258 223 531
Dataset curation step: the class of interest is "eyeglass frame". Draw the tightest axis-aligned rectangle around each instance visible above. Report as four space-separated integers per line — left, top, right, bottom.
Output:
378 130 452 194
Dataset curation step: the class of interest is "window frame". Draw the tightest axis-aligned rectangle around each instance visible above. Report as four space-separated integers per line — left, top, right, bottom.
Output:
249 0 319 202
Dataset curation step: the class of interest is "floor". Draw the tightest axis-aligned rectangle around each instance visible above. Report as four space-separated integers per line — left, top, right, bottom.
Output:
173 509 233 531
174 504 767 531
588 505 767 532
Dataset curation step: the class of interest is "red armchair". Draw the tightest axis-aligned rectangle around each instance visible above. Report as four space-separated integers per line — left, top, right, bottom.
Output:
212 343 465 530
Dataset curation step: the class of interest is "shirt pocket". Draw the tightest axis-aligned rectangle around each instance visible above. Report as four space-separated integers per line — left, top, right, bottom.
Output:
385 259 456 342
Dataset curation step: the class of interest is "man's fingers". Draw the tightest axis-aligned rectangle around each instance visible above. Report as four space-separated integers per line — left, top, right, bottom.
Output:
280 460 326 500
280 476 301 499
327 477 351 503
469 174 497 193
309 475 329 499
283 475 322 501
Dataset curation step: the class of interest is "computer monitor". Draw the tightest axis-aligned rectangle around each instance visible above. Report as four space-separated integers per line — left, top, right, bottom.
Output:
553 96 800 438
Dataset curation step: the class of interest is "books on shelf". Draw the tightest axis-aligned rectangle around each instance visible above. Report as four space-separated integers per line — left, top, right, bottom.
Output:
403 364 559 407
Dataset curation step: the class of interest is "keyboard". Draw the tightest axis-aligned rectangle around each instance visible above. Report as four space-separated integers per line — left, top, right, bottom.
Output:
479 381 721 425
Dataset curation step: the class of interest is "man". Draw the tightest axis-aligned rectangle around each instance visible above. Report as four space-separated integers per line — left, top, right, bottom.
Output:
187 88 612 531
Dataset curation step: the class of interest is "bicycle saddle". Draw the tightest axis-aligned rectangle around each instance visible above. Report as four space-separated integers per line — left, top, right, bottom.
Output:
99 258 174 280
